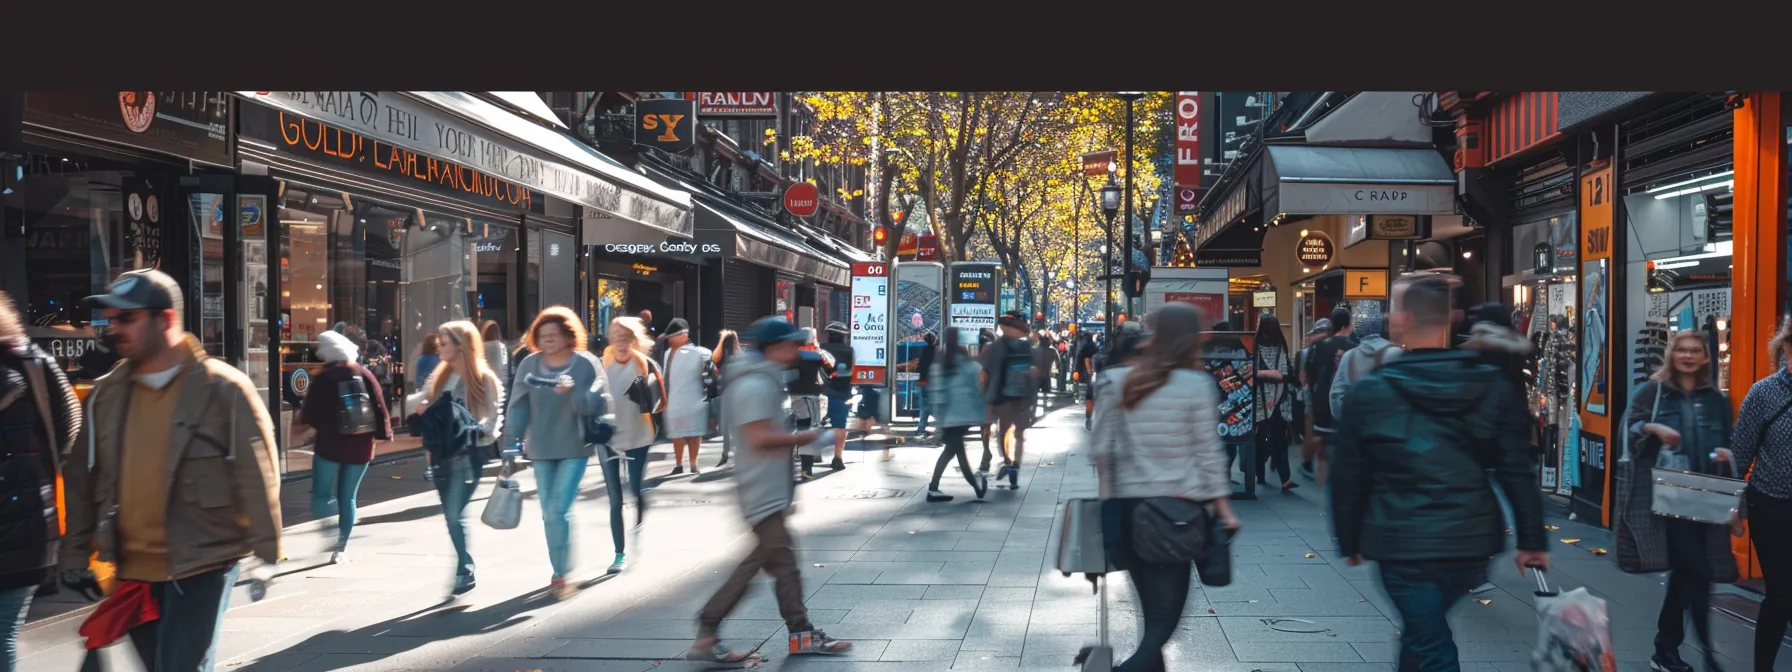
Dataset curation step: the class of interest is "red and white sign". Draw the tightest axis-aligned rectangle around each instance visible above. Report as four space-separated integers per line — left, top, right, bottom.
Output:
1165 292 1224 322
850 262 890 386
784 182 820 218
1174 92 1203 215
689 92 777 117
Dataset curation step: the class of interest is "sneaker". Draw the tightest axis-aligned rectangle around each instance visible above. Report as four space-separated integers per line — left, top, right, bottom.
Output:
609 553 627 574
670 465 686 476
1085 416 1093 431
1007 466 1020 489
550 577 575 600
830 457 846 470
1650 653 1693 672
926 489 954 503
1282 481 1300 490
788 629 851 655
329 539 348 565
451 571 477 595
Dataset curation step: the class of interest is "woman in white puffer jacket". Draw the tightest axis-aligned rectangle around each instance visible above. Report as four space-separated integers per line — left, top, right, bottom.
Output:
1091 301 1238 672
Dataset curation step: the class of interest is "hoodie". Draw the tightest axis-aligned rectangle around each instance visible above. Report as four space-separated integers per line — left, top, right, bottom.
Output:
1327 349 1547 562
300 331 392 464
722 349 796 525
1328 311 1402 420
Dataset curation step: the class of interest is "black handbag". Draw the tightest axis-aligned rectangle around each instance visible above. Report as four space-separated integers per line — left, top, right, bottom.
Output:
1105 395 1216 565
623 357 662 414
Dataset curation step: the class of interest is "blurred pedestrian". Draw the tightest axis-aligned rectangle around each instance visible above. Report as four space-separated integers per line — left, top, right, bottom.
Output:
1292 319 1331 454
503 307 610 596
688 317 849 662
407 320 504 595
1328 309 1401 421
0 291 81 671
710 330 741 468
61 270 283 669
911 332 938 439
819 323 855 469
414 333 443 392
1091 302 1237 672
481 320 509 396
926 328 989 502
1731 314 1792 672
1328 274 1548 671
1076 332 1098 429
979 314 1039 488
1303 306 1355 483
598 317 661 572
662 319 712 476
299 330 392 565
790 329 833 480
1622 330 1733 672
1252 313 1295 490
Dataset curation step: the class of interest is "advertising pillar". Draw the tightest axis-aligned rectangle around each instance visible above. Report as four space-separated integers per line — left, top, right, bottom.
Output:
893 262 945 418
1577 163 1615 524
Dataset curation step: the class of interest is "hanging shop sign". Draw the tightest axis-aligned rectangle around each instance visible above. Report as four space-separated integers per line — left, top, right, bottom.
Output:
635 98 696 154
1193 185 1252 249
22 92 232 167
688 92 777 117
1295 231 1334 267
1193 248 1261 268
1252 290 1276 308
1345 270 1389 298
239 105 534 213
850 262 890 386
1347 214 1424 248
1174 91 1203 214
783 182 820 218
241 92 690 237
1081 150 1117 176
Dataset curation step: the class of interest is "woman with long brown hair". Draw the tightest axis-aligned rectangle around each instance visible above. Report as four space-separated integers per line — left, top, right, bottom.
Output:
1090 301 1237 672
711 330 741 467
1621 329 1733 672
407 320 504 595
596 317 664 573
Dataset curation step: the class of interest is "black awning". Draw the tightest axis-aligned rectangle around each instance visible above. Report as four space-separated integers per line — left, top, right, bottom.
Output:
693 203 850 287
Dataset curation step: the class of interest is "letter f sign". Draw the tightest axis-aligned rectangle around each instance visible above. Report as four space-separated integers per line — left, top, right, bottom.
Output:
653 114 684 142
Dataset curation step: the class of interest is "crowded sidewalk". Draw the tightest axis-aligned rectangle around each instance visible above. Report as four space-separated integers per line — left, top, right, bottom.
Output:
19 402 1790 671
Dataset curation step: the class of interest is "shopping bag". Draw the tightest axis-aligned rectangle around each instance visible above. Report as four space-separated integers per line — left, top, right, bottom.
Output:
480 461 524 530
1529 571 1616 672
1055 499 1115 576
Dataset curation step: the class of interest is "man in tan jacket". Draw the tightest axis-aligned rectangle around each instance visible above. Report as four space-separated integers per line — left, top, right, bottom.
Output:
59 269 282 672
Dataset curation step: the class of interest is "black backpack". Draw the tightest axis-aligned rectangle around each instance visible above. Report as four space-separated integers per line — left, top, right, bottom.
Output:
336 374 378 437
998 340 1035 401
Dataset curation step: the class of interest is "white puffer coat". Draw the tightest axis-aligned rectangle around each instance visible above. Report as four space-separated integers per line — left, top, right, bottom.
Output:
1090 365 1231 501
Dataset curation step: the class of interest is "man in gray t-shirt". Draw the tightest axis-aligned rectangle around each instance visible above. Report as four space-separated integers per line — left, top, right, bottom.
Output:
690 317 851 663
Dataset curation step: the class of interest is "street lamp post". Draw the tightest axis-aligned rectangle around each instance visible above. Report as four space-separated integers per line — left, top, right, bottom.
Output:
1117 92 1144 319
1099 176 1122 327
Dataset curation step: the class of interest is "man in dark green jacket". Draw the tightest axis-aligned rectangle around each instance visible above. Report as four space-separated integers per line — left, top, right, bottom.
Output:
1328 273 1549 672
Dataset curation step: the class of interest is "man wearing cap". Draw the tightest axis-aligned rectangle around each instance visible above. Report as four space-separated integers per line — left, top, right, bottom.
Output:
59 269 283 671
819 322 855 470
1293 318 1332 453
689 317 850 662
978 314 1040 488
660 318 712 475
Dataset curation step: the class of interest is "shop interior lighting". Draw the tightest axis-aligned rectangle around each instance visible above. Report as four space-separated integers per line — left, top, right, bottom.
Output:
1651 241 1734 269
1652 180 1732 200
1644 170 1734 194
1462 250 1473 259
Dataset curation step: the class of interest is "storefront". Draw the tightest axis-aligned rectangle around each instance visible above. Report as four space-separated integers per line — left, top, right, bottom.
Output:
236 92 692 475
0 92 241 399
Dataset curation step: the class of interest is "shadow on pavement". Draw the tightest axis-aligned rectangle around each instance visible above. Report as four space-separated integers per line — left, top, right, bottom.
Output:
234 590 554 672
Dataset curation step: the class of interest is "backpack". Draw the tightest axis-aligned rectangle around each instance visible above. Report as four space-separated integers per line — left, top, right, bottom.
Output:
336 372 378 437
701 360 722 400
998 339 1035 401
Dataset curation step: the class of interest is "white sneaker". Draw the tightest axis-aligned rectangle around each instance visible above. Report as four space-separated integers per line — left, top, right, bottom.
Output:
609 553 628 574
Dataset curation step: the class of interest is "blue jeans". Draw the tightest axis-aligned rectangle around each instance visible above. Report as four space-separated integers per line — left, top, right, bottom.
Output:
432 454 478 577
312 456 371 547
533 457 590 578
127 563 240 672
913 386 931 434
1378 559 1488 672
599 444 650 553
0 585 32 672
824 390 852 429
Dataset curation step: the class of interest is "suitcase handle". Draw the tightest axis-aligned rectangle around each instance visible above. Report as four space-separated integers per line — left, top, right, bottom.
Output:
1529 566 1557 597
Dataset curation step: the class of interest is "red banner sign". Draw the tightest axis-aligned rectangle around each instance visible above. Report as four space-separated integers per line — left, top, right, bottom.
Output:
1175 92 1203 214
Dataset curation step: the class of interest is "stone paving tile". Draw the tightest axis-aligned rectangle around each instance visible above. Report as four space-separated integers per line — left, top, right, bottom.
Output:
540 638 692 659
1218 615 1398 643
877 638 963 661
953 649 1023 668
924 584 984 600
1232 641 1367 662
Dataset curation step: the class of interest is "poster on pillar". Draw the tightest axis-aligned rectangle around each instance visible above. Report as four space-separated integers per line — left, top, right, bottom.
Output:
1578 164 1614 516
850 263 890 386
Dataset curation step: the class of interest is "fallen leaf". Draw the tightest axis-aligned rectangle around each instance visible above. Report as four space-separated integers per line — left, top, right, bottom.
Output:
1560 538 1582 544
1545 525 1561 531
1588 548 1608 555
813 564 827 568
1208 608 1216 614
1477 599 1492 605
1304 553 1317 558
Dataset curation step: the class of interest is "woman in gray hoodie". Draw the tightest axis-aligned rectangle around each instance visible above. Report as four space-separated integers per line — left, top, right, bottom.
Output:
502 307 611 599
926 328 989 502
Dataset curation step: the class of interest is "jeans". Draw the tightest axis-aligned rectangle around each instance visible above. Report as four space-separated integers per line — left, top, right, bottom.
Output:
533 457 590 579
127 563 240 672
1255 415 1292 485
1117 558 1193 672
1657 518 1715 657
0 585 32 672
913 386 931 434
1378 559 1488 672
698 510 811 637
824 391 852 429
311 456 371 547
600 444 650 553
1749 488 1792 672
432 454 478 578
929 427 979 493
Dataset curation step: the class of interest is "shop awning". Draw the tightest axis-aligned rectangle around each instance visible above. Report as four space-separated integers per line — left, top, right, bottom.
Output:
1192 144 1456 253
694 202 851 286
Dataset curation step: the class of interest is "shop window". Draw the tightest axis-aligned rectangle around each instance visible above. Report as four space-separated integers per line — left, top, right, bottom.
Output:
1622 169 1734 405
593 276 628 343
0 169 145 382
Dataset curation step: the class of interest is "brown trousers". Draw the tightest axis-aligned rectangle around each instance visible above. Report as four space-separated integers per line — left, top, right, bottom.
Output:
699 509 811 635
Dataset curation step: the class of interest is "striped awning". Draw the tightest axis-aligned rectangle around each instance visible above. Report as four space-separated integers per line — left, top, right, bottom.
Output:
1485 92 1561 166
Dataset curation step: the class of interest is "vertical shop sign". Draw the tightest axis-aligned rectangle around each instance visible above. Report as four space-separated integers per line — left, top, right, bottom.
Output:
1174 92 1203 214
850 262 890 386
1578 164 1615 519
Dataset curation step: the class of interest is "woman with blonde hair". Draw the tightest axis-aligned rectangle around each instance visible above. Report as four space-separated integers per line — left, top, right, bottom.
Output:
1620 329 1733 672
407 320 504 595
596 316 664 573
1090 301 1237 672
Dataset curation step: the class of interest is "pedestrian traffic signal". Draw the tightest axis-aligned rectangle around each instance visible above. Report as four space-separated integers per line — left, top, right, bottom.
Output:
1123 267 1150 298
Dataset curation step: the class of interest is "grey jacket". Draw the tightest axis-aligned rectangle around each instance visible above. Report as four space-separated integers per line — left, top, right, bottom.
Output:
502 351 612 461
928 358 987 429
1329 335 1402 420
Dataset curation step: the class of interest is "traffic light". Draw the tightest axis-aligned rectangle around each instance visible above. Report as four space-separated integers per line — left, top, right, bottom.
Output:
873 226 888 245
1123 266 1150 298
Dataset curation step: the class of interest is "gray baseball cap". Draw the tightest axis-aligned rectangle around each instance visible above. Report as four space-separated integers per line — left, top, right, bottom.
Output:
84 269 182 312
1307 318 1333 336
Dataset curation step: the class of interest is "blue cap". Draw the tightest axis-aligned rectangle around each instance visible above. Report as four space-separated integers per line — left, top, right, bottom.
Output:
744 316 807 347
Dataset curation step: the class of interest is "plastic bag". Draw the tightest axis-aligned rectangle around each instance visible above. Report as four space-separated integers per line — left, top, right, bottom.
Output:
1531 573 1615 672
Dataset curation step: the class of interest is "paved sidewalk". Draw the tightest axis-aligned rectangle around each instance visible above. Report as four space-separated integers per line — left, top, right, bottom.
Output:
20 400 1790 671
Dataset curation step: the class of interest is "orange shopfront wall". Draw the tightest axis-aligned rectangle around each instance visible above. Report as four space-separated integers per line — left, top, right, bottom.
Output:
1729 92 1785 582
